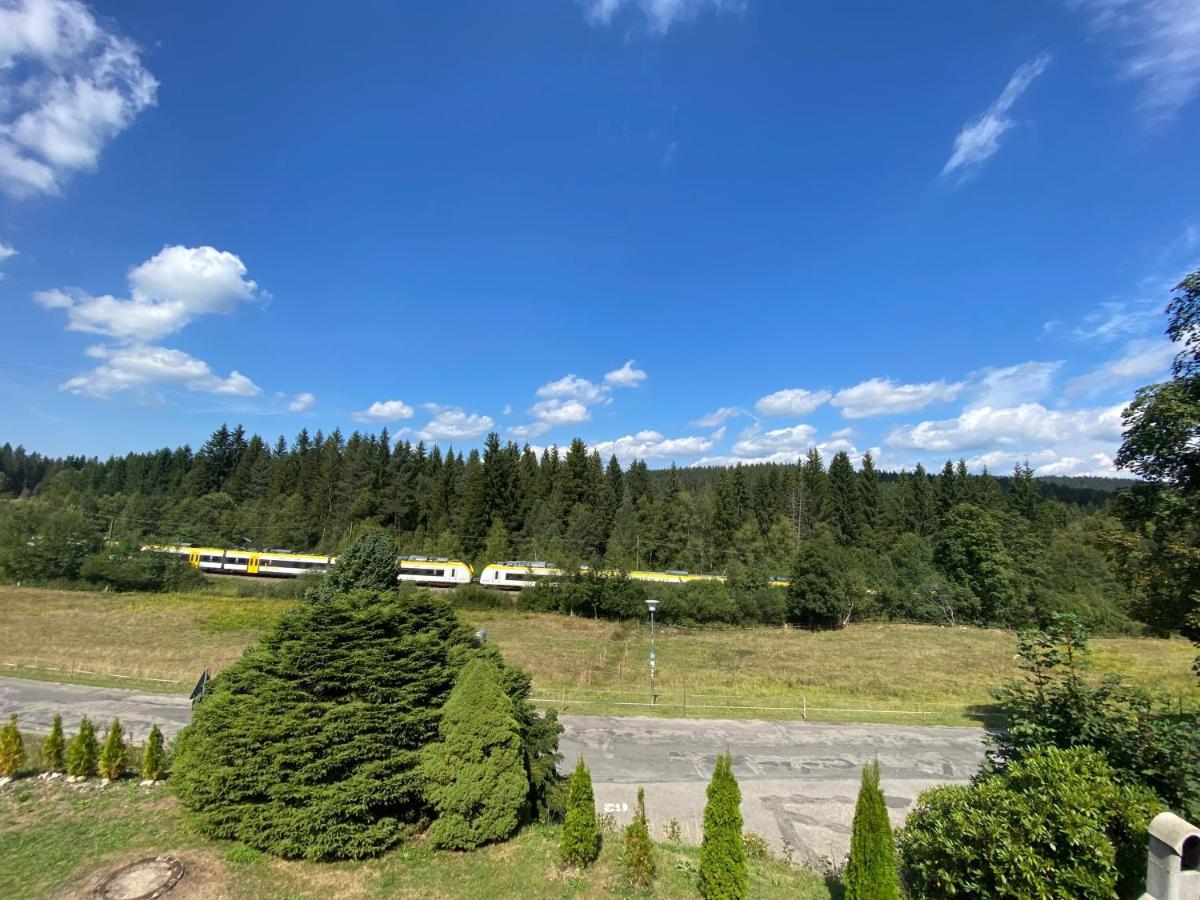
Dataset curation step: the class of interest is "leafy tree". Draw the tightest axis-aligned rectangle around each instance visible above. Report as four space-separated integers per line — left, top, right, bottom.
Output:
421 658 528 849
141 725 168 781
899 747 1162 900
699 750 747 900
66 717 99 777
307 530 398 602
0 715 23 777
98 719 127 780
623 786 656 888
935 503 1025 625
42 714 65 773
560 758 600 868
843 760 899 900
787 536 858 628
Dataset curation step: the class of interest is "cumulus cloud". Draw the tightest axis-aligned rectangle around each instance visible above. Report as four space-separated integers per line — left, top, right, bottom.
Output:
536 374 608 404
604 358 648 388
353 399 414 422
832 377 964 418
731 423 817 458
578 0 744 34
969 361 1062 408
754 387 831 417
509 422 551 440
592 429 715 461
691 406 745 427
60 344 260 399
0 0 158 198
1070 0 1200 118
942 52 1051 181
886 402 1125 453
417 408 495 442
532 398 591 425
287 392 315 413
35 245 260 342
528 362 643 430
1065 338 1176 395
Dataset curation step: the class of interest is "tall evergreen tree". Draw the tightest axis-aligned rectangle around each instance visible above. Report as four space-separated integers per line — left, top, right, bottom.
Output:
560 758 600 868
699 750 747 900
827 451 860 545
844 760 900 900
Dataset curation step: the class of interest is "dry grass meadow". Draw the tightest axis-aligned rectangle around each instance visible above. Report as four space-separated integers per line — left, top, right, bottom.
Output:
0 585 1196 725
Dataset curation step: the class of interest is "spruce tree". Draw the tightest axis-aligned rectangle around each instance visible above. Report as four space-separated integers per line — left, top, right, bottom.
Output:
844 760 900 900
0 714 23 778
66 716 99 777
141 725 168 781
98 719 127 780
623 786 656 887
699 750 747 900
42 714 65 773
560 758 600 868
421 658 528 850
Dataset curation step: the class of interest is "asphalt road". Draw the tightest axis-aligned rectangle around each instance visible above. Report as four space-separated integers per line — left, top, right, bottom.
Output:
0 676 985 866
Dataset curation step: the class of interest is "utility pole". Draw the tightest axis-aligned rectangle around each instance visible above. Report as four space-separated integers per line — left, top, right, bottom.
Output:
645 598 659 705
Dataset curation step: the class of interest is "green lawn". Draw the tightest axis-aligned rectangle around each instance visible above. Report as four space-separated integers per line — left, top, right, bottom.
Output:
0 778 832 900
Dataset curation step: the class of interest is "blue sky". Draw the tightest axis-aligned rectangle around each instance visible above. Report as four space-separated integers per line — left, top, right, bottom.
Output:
1 0 1198 475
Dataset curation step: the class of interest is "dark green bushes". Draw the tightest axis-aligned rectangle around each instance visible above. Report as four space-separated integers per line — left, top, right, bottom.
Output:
80 542 202 592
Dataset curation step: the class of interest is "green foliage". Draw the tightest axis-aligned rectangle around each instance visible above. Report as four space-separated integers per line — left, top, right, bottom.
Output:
81 542 202 592
65 717 98 777
699 750 747 900
623 786 656 888
307 530 399 601
899 746 1162 899
934 503 1025 626
42 715 65 773
0 715 23 778
787 536 858 629
843 761 899 900
560 758 600 868
421 658 529 850
0 503 101 583
140 725 167 781
97 719 127 780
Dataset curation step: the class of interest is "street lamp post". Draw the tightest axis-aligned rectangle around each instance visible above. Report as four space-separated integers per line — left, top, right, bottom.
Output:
645 598 659 705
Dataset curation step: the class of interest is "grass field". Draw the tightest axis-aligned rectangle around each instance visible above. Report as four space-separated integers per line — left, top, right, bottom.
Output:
0 585 1196 725
0 778 831 900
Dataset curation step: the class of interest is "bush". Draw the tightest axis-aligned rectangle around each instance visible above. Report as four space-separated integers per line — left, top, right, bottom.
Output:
81 543 202 592
98 719 127 780
843 760 899 900
699 750 747 900
560 758 600 868
66 716 98 777
141 724 167 780
899 747 1162 899
0 715 23 777
623 786 655 888
307 530 399 602
42 714 65 773
421 658 529 849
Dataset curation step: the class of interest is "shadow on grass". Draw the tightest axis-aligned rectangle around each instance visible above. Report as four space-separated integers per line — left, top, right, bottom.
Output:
824 872 846 899
963 702 1004 727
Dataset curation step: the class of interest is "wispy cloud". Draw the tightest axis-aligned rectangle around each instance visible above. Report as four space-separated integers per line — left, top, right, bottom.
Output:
0 241 16 279
942 52 1052 182
578 0 745 34
832 377 964 418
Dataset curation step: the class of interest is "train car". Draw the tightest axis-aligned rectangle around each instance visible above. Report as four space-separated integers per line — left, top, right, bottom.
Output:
256 551 336 577
628 569 727 585
144 545 335 577
478 560 563 589
397 556 473 587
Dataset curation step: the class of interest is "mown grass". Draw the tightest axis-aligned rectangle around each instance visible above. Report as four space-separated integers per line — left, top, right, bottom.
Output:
0 585 1196 725
0 779 832 899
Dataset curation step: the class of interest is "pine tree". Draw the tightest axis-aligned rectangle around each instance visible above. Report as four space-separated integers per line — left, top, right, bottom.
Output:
827 451 860 545
798 449 829 530
0 714 23 777
66 716 99 777
421 658 529 849
699 750 747 900
141 725 168 781
98 719 127 780
844 760 900 900
624 786 656 887
857 452 881 534
560 758 600 868
42 714 65 773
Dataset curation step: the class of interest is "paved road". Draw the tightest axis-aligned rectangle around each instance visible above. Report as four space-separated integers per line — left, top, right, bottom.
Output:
0 676 985 866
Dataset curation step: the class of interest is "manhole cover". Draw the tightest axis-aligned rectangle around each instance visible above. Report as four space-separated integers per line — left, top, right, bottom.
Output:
91 855 184 899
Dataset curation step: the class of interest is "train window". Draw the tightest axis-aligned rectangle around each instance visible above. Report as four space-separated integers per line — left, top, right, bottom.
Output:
504 572 527 582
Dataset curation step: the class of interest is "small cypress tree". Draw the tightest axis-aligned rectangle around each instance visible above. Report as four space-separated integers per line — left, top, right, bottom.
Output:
0 714 23 777
844 760 900 900
42 714 65 773
98 719 127 780
141 725 168 781
560 758 600 868
699 750 747 900
66 716 99 777
623 786 656 888
421 658 528 849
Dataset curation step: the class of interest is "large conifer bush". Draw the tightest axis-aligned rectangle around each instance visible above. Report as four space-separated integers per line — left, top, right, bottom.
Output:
421 658 528 849
0 714 23 777
66 716 98 777
844 760 900 900
42 714 65 773
560 758 600 867
306 530 399 602
699 750 747 900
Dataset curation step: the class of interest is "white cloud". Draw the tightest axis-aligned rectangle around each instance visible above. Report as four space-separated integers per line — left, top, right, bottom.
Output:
691 406 745 427
353 399 414 423
1070 0 1200 118
59 344 260 399
754 387 831 417
592 429 715 461
833 377 964 418
532 398 591 425
579 0 744 34
418 408 495 442
288 392 315 413
0 0 157 198
1032 452 1119 477
1066 300 1162 342
1066 338 1176 395
536 374 608 404
731 423 817 458
0 241 15 279
604 358 648 388
942 52 1052 181
35 245 260 342
509 422 551 440
969 361 1062 408
886 402 1125 453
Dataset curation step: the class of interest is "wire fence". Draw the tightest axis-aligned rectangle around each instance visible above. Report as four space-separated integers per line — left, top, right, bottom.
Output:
0 659 191 687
